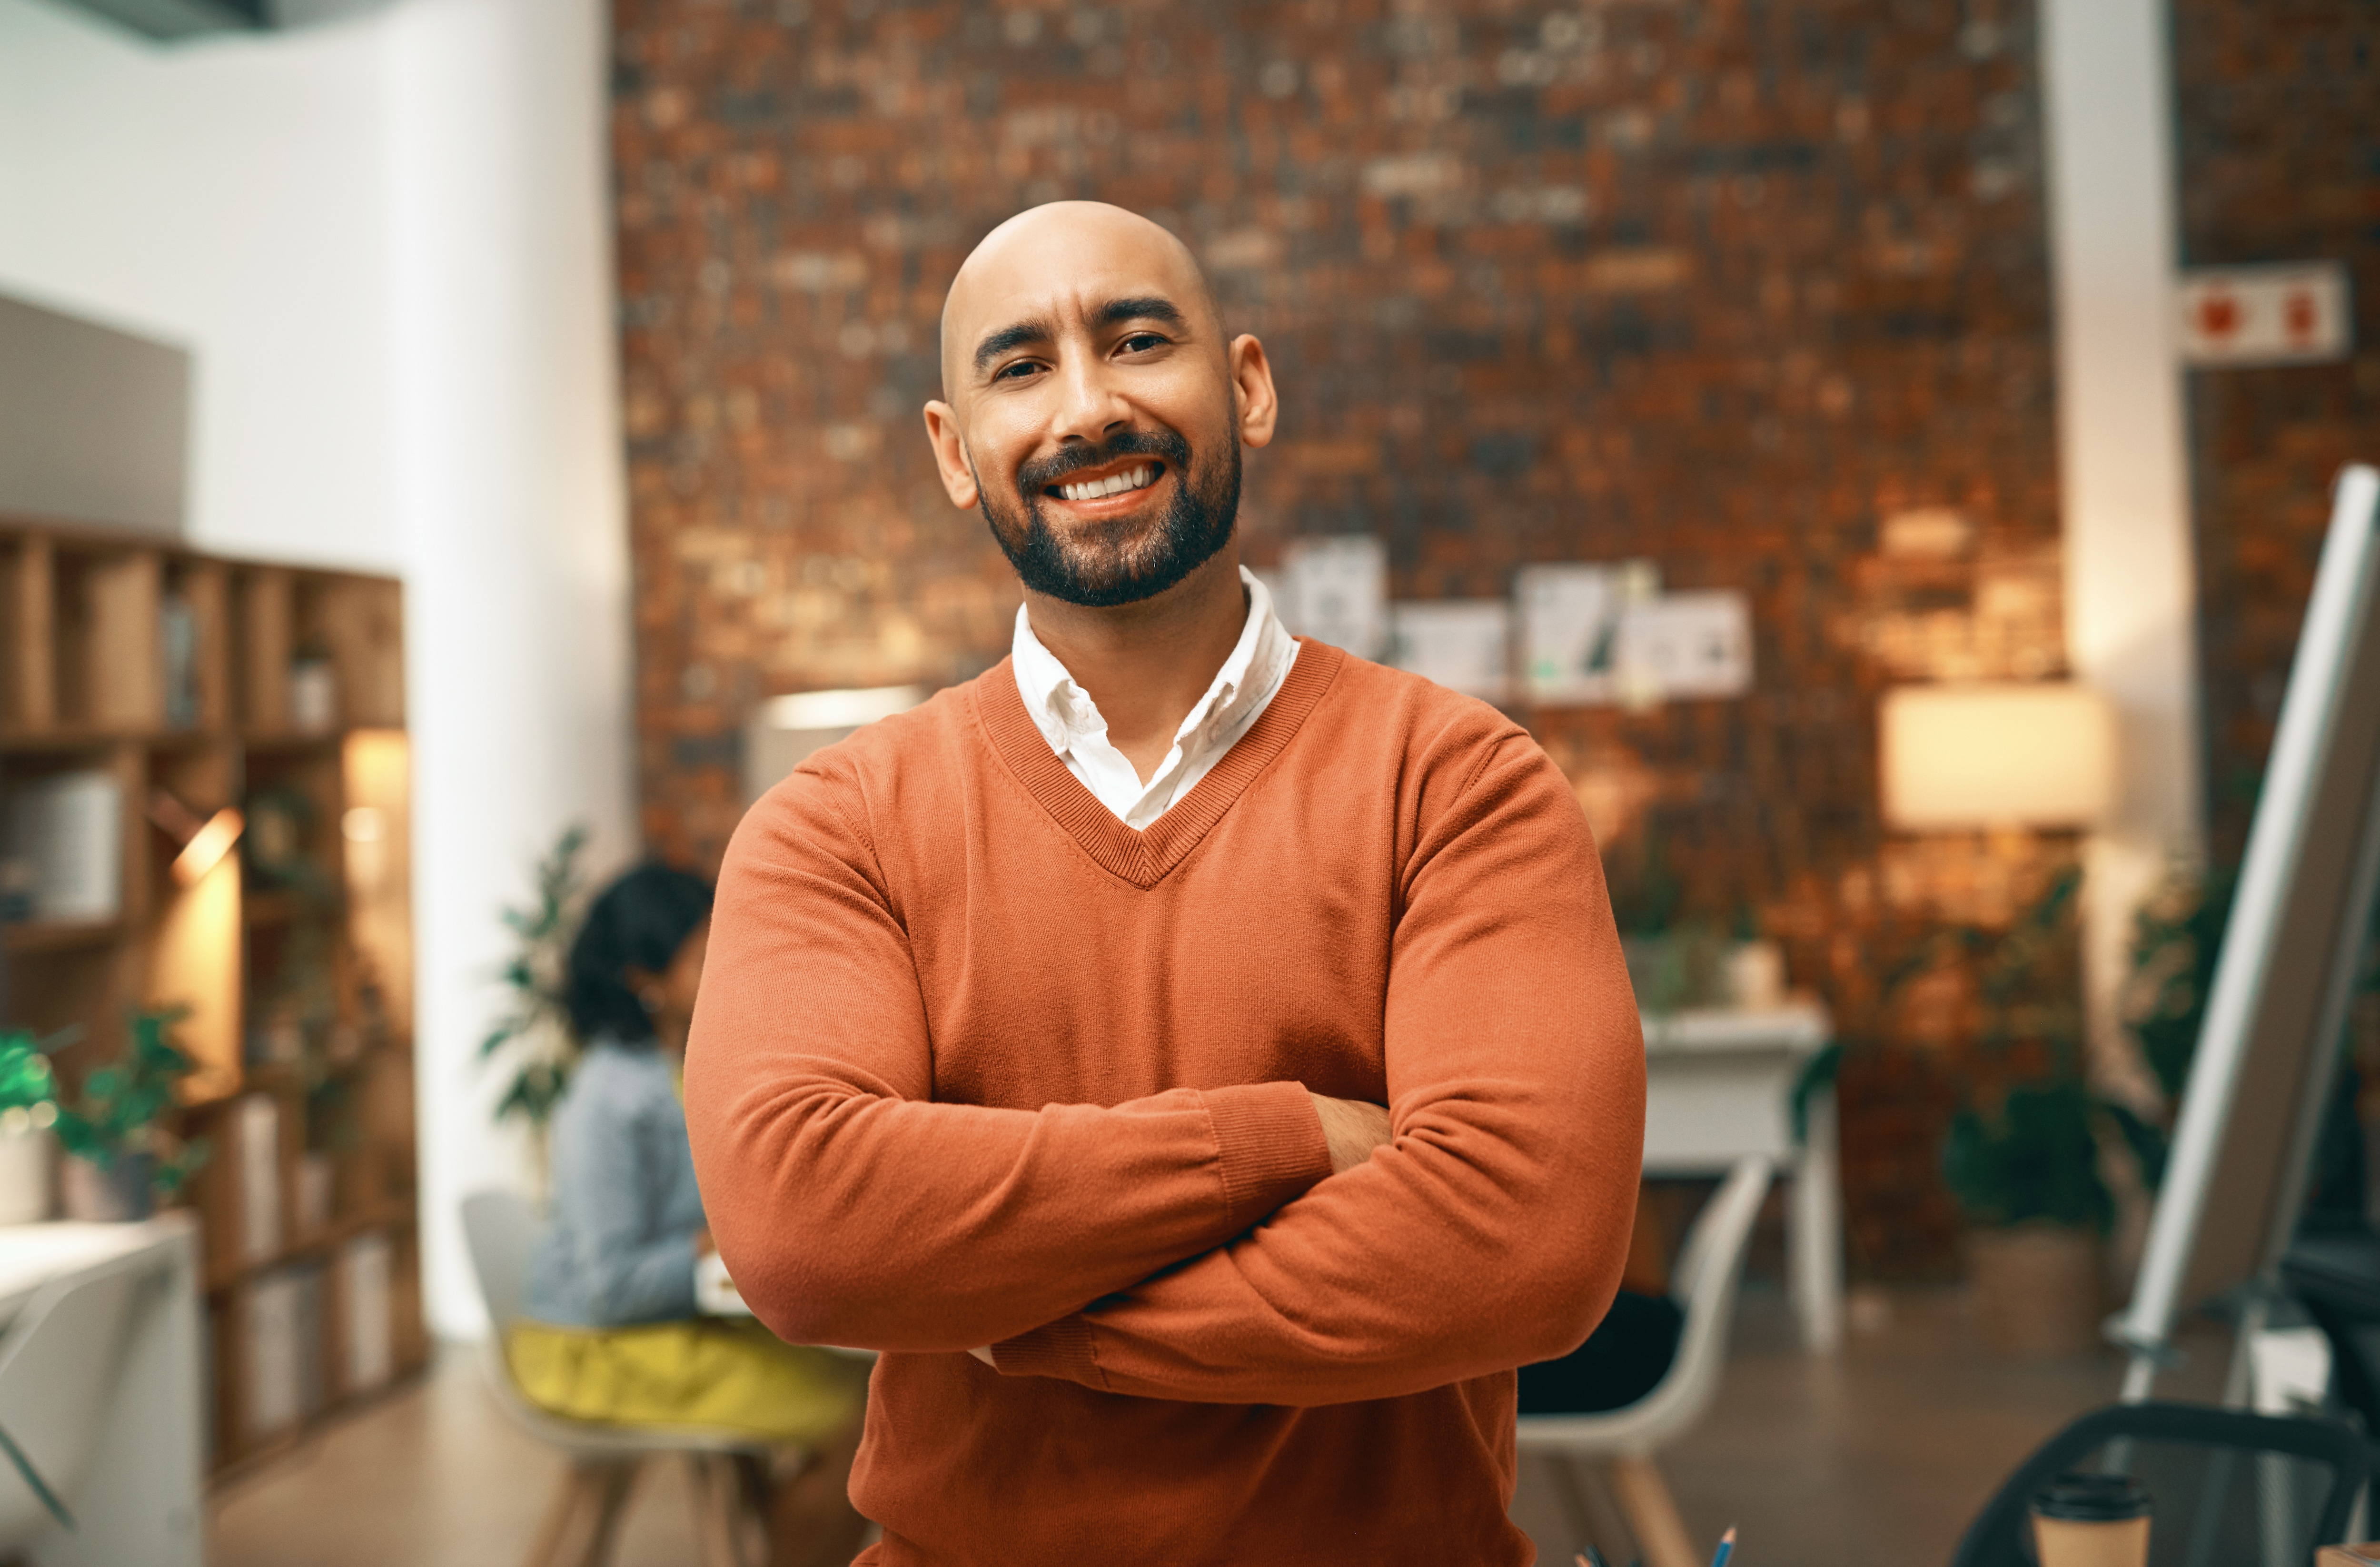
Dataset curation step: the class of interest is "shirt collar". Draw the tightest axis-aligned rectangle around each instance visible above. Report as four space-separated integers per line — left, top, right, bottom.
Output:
1010 565 1291 760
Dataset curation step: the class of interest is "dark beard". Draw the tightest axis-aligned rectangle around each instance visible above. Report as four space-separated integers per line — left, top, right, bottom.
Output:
975 427 1241 608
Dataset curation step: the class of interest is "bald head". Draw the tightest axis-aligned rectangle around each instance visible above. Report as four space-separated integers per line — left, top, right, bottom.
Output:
938 202 1222 399
918 200 1279 610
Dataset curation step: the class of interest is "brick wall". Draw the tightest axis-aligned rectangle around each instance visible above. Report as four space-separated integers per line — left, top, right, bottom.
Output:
613 0 2083 1275
2172 0 2380 858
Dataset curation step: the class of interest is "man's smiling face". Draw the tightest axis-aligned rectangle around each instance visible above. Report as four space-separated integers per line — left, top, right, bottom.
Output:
924 203 1276 607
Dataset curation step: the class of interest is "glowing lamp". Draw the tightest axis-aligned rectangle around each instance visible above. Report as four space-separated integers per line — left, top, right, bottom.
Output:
148 789 245 884
744 685 927 805
174 808 244 885
1880 683 2116 830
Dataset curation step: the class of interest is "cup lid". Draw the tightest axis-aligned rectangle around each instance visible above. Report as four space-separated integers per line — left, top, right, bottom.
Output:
2031 1471 2152 1521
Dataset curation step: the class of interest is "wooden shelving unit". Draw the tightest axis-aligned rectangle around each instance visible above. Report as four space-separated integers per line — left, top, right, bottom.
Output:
0 515 424 1476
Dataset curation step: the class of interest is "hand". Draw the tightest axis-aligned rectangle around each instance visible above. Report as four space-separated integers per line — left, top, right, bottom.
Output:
1309 1093 1393 1176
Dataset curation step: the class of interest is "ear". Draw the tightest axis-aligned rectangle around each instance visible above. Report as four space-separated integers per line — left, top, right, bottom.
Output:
1227 334 1279 451
922 400 981 508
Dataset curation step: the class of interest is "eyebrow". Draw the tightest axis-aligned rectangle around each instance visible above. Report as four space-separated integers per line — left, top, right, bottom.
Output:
972 316 1056 375
1094 295 1186 331
969 295 1190 376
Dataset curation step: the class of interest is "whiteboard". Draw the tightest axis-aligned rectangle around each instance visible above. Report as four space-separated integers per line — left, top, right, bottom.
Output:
2116 464 2380 1394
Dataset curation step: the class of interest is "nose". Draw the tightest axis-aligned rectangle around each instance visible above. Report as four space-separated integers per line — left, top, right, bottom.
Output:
1048 346 1131 447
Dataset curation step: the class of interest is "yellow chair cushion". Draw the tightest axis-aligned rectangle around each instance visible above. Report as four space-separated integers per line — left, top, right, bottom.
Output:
507 1318 865 1448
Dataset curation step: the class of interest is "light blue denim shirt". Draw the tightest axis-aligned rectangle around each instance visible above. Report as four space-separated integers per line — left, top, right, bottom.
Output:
523 1037 707 1328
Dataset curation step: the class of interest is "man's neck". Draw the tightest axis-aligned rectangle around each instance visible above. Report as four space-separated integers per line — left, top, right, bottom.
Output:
1023 545 1249 784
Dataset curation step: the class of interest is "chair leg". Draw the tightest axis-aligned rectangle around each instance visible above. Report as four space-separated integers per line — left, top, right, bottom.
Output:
687 1452 754 1567
1606 1455 1700 1567
1543 1451 1624 1563
527 1458 640 1567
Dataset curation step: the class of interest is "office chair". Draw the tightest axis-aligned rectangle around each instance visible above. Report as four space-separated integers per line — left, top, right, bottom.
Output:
1951 1399 2369 1567
1517 1155 1775 1567
462 1189 782 1567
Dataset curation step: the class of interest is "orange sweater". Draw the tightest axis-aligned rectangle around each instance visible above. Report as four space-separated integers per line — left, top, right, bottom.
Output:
686 641 1645 1565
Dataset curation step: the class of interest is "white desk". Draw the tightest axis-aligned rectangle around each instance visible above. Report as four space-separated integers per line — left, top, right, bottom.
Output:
1642 1002 1842 1352
0 1215 205 1567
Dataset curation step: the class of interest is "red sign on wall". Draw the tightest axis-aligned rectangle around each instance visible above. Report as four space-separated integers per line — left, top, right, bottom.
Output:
2177 262 2353 367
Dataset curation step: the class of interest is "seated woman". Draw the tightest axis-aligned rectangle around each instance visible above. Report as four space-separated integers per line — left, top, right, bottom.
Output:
510 863 872 1567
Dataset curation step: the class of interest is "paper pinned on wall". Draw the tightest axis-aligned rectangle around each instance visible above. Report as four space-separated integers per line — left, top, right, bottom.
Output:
1618 590 1755 700
1389 600 1513 702
1277 536 1388 659
1517 563 1754 706
1517 561 1654 704
2178 261 2352 367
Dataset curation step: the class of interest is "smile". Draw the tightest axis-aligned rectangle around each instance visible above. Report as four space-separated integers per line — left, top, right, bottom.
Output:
1051 464 1160 503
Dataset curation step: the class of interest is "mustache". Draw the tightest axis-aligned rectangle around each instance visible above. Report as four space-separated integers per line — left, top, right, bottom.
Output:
1015 428 1194 494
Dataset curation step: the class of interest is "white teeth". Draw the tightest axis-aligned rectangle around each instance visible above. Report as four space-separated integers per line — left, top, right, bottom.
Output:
1059 465 1155 502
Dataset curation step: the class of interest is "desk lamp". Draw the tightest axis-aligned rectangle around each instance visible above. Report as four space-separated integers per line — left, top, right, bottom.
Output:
1879 682 2117 831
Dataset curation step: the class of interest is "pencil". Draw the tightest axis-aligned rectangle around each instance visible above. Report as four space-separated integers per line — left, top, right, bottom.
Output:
1709 1525 1737 1567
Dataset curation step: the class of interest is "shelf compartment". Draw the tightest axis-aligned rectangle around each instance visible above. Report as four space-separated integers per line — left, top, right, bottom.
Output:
52 543 164 731
1 917 122 954
0 533 55 734
2 518 413 1484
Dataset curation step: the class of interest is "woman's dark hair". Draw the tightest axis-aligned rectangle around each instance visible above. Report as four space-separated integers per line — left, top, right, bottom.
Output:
564 863 714 1042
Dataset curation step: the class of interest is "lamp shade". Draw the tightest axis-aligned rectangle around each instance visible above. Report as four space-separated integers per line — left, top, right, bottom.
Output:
1880 682 2116 830
744 684 926 806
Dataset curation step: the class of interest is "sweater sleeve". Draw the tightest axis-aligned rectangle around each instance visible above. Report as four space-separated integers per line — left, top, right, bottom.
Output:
990 734 1645 1405
682 760 1335 1353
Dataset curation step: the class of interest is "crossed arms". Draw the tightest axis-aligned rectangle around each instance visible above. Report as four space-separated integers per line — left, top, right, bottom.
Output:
682 734 1646 1408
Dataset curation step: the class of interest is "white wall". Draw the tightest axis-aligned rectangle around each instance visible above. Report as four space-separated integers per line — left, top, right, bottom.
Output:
2038 0 2207 1103
0 0 636 1338
384 0 637 1339
0 0 398 568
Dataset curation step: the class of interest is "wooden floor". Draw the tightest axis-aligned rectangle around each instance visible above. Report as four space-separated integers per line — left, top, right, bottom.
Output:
209 1287 2231 1567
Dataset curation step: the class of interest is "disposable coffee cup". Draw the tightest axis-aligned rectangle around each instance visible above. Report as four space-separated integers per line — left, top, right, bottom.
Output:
2030 1472 2151 1567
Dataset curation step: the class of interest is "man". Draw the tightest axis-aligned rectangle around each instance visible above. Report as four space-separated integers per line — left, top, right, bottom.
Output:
686 201 1645 1565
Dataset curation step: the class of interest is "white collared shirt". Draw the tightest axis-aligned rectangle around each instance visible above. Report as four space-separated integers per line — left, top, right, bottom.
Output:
1010 566 1299 832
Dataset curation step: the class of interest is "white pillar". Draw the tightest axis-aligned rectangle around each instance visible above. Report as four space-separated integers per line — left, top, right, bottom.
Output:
2039 0 2205 1101
385 0 636 1339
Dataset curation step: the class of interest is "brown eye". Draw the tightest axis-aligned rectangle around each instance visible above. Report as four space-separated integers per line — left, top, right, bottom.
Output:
1120 333 1165 353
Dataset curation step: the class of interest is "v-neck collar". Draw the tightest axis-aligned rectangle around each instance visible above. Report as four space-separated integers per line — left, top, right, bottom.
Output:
973 637 1347 889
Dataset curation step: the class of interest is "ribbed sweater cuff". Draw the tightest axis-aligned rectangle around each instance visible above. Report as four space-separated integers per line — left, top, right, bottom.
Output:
992 1314 1100 1384
1203 1080 1335 1233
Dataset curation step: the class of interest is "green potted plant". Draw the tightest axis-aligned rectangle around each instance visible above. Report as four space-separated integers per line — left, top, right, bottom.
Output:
0 1031 60 1224
2118 860 2380 1221
1946 1080 2119 1355
1931 869 2154 1355
2124 868 2229 1099
478 825 590 1190
54 1009 209 1222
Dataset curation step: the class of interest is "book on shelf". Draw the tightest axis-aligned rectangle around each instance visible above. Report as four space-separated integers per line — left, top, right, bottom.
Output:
235 1094 281 1264
290 656 337 734
160 593 199 729
338 1230 394 1396
239 1264 325 1443
295 1265 327 1420
295 1151 334 1237
1 770 122 923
